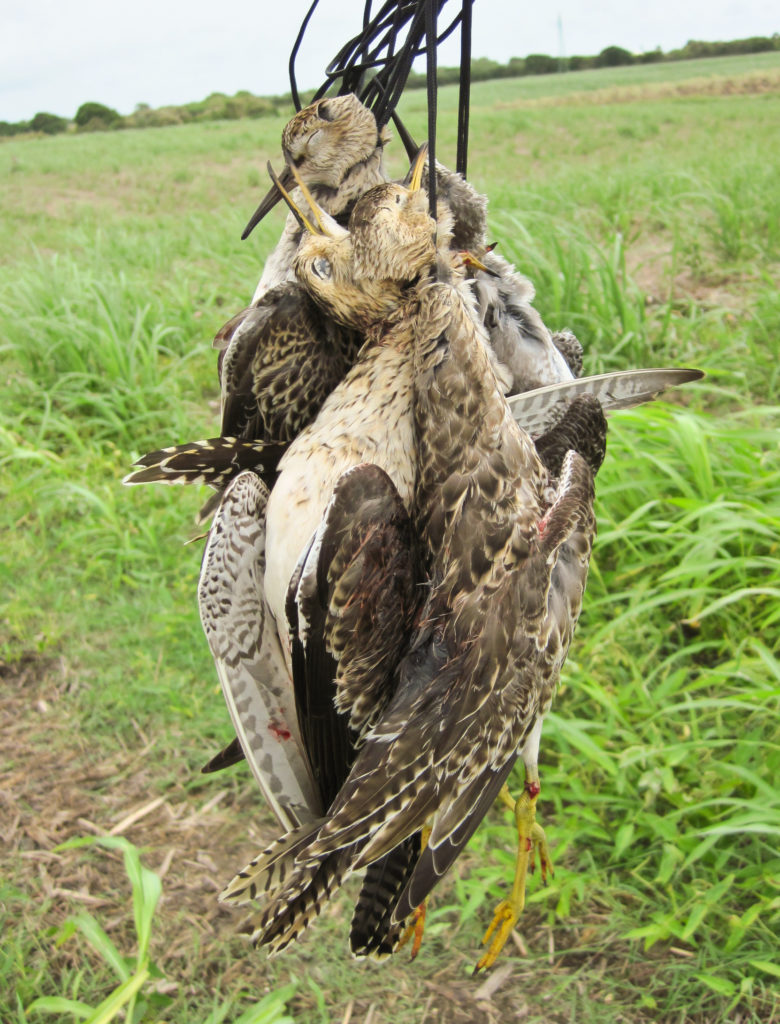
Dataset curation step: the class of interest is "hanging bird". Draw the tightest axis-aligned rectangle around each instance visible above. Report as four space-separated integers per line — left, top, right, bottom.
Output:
219 153 606 971
242 93 580 394
124 1 705 966
242 93 391 304
124 155 702 851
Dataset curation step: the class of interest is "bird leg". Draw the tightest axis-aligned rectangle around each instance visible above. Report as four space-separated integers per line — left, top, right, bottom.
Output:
475 741 552 972
395 825 431 959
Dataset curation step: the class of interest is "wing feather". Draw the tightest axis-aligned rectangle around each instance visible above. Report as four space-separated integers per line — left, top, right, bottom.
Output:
198 472 320 830
509 367 704 436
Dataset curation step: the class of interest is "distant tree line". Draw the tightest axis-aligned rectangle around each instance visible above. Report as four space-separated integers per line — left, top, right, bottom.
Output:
2 34 777 139
404 34 779 87
0 91 284 137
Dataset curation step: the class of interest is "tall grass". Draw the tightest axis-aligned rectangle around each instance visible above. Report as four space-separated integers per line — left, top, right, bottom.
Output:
2 63 779 1023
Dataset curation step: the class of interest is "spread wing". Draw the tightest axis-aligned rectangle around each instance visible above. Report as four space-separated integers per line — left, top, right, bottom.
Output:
198 471 321 830
509 366 704 437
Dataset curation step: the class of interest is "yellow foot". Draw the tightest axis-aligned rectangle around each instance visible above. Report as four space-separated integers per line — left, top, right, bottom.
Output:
474 784 553 972
396 900 427 960
475 899 517 972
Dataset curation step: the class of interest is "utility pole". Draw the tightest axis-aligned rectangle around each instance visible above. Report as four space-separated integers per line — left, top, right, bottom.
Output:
557 13 566 72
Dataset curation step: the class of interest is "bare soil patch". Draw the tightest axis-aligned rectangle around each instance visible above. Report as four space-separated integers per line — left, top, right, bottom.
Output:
2 655 660 1022
625 233 752 311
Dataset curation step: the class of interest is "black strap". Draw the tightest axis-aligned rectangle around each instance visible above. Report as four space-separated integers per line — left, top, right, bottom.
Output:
289 0 321 111
425 0 438 223
287 0 473 190
456 0 472 176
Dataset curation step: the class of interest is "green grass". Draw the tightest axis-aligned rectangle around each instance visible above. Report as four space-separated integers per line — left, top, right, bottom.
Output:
2 56 779 1023
398 50 780 110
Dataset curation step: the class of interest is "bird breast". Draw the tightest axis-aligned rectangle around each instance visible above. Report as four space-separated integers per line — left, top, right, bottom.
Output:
264 339 416 665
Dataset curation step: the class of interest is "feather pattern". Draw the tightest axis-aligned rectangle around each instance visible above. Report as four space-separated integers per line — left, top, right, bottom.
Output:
508 367 705 437
350 834 422 956
232 261 599 953
220 161 703 954
197 472 320 830
219 284 362 456
123 437 284 488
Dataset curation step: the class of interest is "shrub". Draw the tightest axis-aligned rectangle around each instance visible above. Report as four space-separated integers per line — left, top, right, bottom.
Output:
0 120 29 136
75 101 121 130
596 45 635 67
525 53 558 75
30 111 68 135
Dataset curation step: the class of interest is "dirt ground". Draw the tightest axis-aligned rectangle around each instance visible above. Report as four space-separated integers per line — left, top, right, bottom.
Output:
2 652 667 1024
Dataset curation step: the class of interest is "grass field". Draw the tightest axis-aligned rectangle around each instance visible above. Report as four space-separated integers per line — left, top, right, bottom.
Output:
2 53 779 1024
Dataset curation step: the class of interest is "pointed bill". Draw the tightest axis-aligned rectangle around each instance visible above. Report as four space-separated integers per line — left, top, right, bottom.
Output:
405 143 429 192
241 164 295 240
267 161 347 239
508 367 705 437
267 161 319 235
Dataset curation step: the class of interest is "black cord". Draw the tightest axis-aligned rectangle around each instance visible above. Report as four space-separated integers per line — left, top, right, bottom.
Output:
289 0 321 111
287 0 473 182
456 0 472 176
425 0 438 223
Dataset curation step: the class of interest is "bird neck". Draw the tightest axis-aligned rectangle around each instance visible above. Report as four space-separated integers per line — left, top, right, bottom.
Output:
315 147 387 218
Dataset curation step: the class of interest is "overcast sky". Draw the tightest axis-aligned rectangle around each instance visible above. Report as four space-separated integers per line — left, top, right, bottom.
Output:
1 0 777 122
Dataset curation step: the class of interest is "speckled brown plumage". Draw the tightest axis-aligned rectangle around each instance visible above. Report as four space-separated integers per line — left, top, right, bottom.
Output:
218 284 362 459
221 174 600 956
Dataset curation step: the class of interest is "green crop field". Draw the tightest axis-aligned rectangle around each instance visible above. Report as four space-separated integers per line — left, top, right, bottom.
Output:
2 53 779 1024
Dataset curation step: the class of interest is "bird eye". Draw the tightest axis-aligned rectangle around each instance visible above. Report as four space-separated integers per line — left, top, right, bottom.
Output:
395 194 402 204
318 102 335 122
312 257 332 280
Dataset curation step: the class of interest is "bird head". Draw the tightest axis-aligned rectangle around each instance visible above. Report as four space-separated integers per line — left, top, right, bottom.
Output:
349 145 439 283
242 94 385 240
283 94 383 188
268 160 407 332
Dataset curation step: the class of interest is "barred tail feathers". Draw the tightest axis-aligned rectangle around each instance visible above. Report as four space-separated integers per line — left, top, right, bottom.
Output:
237 848 354 953
123 437 284 487
220 819 325 906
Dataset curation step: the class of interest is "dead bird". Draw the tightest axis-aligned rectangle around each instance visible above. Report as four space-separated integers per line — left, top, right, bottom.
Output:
243 93 390 304
220 151 605 970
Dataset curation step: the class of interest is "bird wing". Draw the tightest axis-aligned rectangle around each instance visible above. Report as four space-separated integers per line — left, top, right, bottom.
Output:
316 464 420 737
220 284 361 448
508 366 704 436
122 437 285 488
198 471 321 830
286 463 419 810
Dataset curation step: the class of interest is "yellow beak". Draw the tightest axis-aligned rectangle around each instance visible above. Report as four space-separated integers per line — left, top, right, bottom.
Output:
407 143 428 193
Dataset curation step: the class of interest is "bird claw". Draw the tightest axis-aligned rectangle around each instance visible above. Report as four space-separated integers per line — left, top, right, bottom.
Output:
396 901 427 960
473 787 554 972
474 901 517 973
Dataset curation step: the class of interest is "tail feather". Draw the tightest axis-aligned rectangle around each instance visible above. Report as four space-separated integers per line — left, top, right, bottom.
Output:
220 819 324 905
350 833 421 956
240 849 353 953
123 437 285 487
